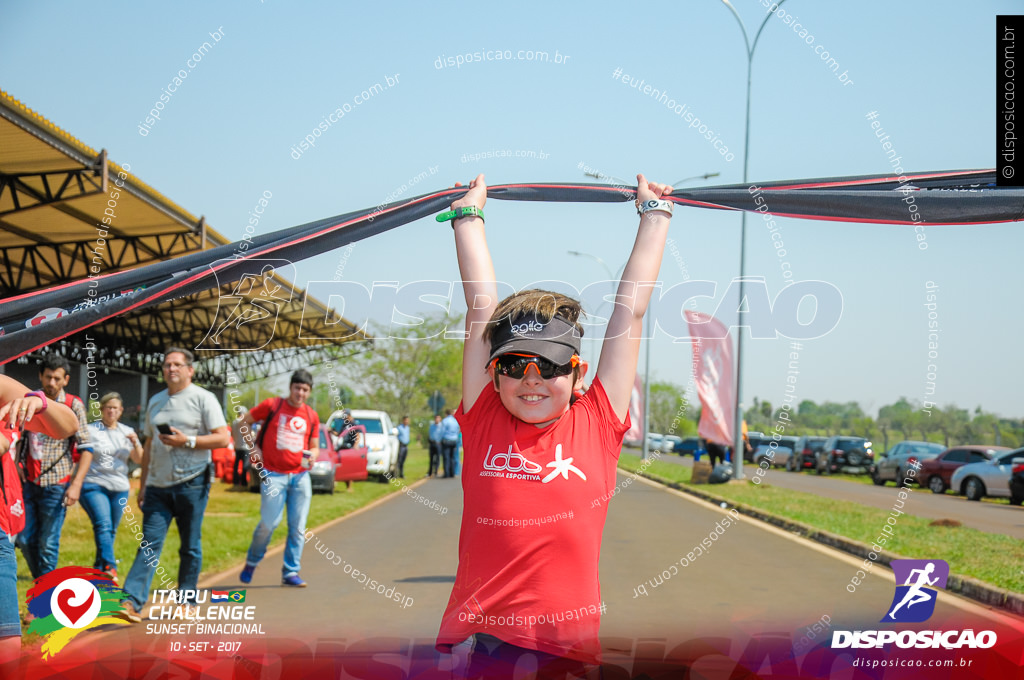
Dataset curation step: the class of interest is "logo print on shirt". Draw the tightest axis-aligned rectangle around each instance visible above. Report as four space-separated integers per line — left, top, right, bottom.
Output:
482 445 543 474
542 444 586 483
287 415 307 432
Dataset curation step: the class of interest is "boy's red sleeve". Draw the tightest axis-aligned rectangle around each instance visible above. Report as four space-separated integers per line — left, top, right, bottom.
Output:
582 377 631 456
455 381 499 433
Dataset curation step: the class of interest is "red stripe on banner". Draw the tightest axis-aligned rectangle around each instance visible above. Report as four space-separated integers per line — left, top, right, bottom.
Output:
762 170 992 191
0 269 124 305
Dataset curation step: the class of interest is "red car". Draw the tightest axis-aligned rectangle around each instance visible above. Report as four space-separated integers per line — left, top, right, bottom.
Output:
917 445 1009 494
249 424 368 494
310 424 368 493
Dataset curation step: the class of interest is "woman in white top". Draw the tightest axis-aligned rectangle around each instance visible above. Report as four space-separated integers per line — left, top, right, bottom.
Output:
81 392 143 581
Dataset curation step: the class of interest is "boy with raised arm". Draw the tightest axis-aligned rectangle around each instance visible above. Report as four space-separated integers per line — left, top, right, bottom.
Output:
436 173 674 678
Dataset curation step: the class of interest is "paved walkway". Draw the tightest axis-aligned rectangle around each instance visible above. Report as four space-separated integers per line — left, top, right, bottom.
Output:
49 470 1022 677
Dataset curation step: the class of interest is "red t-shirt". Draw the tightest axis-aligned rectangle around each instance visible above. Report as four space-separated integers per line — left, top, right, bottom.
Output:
436 378 629 664
250 398 319 474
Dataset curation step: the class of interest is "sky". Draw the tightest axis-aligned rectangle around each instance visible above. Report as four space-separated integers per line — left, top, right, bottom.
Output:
1 0 1021 419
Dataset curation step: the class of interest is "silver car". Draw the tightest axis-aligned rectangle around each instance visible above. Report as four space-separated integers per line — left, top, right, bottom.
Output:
871 441 945 486
950 447 1024 501
753 436 799 468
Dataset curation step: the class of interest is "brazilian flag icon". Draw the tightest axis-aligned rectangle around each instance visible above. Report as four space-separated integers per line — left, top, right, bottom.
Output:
229 590 246 603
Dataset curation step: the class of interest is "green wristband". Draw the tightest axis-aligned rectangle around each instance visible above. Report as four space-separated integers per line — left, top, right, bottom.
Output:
436 205 485 227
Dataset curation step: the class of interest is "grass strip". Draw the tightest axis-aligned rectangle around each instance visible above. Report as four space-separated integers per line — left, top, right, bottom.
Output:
17 445 430 626
617 452 1024 594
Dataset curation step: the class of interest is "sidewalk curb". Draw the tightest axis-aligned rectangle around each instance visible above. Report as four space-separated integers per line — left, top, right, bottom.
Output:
631 468 1024 617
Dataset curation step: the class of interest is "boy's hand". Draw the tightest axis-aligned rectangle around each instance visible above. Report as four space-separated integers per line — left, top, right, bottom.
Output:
452 173 487 211
635 173 673 208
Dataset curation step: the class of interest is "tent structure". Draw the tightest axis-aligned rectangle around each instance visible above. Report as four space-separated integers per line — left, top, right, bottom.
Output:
0 90 366 386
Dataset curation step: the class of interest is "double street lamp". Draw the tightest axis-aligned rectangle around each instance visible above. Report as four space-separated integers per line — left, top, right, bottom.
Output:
720 0 787 478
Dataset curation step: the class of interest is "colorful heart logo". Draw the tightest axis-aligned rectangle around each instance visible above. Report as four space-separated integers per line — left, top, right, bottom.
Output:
56 587 96 626
49 578 101 629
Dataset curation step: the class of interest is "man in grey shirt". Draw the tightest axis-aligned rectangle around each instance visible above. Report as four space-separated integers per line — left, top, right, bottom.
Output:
120 347 230 622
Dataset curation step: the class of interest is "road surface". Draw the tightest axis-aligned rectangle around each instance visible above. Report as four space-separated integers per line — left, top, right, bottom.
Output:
47 470 1023 678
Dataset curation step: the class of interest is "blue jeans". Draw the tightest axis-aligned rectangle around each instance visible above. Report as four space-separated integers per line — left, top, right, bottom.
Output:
122 474 210 609
246 471 311 577
0 536 18 638
428 442 441 476
16 481 67 579
441 441 457 478
79 482 130 571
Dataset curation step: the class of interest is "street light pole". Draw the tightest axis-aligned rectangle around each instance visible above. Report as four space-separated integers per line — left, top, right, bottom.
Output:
720 0 786 479
642 294 653 462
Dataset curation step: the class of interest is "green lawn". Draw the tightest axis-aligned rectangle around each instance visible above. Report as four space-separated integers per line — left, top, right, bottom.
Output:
618 451 1024 593
16 444 430 631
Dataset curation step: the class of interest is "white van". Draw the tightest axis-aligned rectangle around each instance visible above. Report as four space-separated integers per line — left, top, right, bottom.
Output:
327 409 399 478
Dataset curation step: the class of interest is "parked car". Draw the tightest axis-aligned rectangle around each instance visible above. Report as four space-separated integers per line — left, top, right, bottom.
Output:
328 409 399 478
646 433 666 452
246 423 361 494
753 436 799 468
917 445 1008 494
744 431 766 462
673 436 705 457
951 447 1024 501
787 436 828 472
309 424 339 493
815 436 873 474
1010 460 1024 506
871 441 946 486
662 435 683 452
308 424 370 493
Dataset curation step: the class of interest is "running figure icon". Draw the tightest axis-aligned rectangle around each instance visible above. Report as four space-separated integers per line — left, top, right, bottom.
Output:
208 264 289 346
887 562 939 620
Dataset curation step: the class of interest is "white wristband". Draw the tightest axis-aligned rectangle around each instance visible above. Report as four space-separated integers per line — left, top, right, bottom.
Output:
187 436 197 449
637 198 674 217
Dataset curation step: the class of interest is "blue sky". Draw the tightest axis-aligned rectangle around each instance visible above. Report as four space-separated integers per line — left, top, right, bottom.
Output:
1 0 1020 418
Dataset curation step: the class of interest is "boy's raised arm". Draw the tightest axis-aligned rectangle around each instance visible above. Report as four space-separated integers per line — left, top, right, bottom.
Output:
451 174 496 411
597 174 674 421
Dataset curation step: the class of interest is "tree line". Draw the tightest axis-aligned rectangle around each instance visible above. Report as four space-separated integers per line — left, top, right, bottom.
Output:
225 313 1022 452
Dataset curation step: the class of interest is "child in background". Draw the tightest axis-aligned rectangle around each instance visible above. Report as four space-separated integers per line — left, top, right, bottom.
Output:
436 173 674 678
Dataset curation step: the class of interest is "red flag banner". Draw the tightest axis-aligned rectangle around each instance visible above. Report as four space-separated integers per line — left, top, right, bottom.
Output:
685 311 735 448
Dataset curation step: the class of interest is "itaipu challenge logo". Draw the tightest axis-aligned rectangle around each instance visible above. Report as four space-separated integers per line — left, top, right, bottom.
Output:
25 566 130 659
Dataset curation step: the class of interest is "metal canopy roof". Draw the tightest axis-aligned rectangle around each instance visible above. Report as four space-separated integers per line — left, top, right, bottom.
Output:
0 90 366 384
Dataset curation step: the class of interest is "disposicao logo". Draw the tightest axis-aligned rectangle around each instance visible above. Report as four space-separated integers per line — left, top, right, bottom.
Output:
26 566 130 659
832 559 997 650
883 558 948 623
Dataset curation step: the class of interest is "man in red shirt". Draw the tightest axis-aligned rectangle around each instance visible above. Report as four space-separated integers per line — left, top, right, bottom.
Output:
238 370 319 587
436 174 674 677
